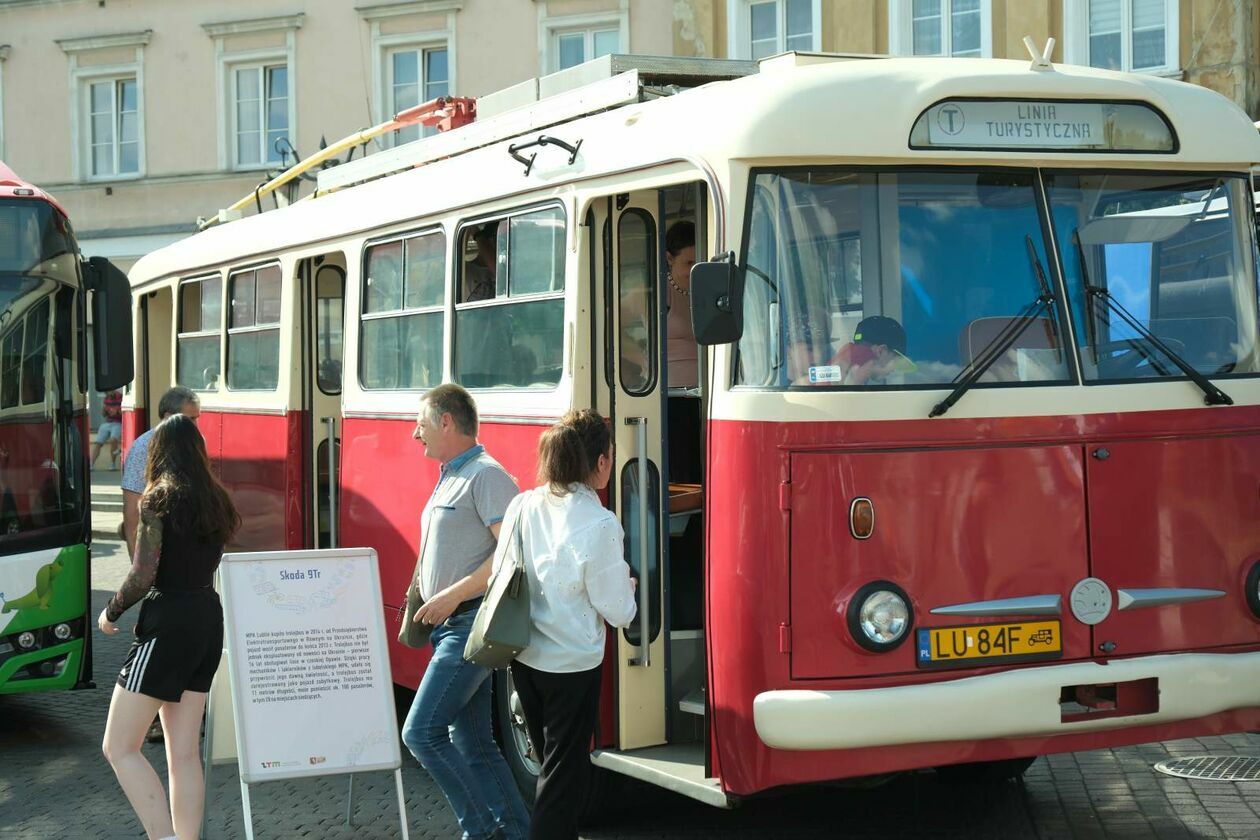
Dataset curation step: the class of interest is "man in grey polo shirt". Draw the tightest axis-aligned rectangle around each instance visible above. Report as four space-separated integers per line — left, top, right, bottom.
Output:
400 384 529 840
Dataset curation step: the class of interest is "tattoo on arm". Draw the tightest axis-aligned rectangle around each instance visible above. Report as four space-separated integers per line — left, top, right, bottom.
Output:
105 511 163 622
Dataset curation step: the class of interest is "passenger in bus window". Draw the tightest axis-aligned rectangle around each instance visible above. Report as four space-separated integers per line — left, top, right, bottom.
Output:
463 222 500 302
664 220 704 483
99 414 240 840
793 315 915 386
503 409 636 840
402 383 530 840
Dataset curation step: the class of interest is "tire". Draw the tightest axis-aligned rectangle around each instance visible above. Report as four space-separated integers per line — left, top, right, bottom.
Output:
492 668 540 805
934 756 1037 784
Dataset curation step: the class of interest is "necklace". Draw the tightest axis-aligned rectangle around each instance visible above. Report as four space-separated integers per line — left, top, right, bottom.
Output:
669 276 689 297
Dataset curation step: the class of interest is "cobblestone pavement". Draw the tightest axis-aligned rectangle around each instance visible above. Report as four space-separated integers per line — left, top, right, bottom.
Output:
1 529 1258 838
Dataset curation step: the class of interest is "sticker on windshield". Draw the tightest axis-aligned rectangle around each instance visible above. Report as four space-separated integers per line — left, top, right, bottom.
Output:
808 365 843 383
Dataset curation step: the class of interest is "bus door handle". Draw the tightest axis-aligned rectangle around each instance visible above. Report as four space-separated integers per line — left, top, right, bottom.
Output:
626 416 650 667
323 416 338 548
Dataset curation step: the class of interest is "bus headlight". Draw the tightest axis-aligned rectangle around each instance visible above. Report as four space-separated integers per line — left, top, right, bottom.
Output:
1246 561 1260 620
847 581 912 652
16 631 36 650
53 623 72 641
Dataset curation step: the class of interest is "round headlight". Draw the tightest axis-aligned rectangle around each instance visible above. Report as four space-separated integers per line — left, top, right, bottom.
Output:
16 631 36 650
847 581 913 653
1245 561 1260 620
53 623 72 641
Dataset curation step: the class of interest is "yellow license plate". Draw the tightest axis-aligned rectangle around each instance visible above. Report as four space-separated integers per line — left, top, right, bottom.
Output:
916 620 1062 669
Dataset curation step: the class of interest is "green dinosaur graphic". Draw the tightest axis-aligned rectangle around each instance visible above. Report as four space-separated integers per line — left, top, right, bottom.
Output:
1 554 63 612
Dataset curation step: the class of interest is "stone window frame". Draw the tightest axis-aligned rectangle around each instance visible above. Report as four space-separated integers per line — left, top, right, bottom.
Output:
56 31 151 183
1063 0 1181 76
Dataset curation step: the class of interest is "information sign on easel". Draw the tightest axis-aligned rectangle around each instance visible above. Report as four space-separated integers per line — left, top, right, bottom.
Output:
216 547 408 839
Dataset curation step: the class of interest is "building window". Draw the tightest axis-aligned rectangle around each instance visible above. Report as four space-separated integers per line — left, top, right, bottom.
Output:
729 0 819 59
360 229 447 391
177 275 223 392
555 27 620 70
233 64 290 168
387 47 449 145
1075 0 1176 73
454 207 566 389
227 264 282 390
889 0 991 58
539 8 628 74
86 77 140 178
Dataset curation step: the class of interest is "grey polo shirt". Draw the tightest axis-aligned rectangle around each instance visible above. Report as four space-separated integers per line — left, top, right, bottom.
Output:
417 444 519 601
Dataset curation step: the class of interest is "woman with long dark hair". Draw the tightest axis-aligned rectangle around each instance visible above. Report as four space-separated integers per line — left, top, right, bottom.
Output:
98 414 240 840
494 409 637 840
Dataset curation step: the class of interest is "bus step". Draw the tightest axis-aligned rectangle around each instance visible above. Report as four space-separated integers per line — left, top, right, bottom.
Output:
679 688 706 717
590 743 730 808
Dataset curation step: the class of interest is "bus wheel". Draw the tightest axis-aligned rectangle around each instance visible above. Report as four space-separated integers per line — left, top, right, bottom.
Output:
934 756 1037 784
492 668 540 803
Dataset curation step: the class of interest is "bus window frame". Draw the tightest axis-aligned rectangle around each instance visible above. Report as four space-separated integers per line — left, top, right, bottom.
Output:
225 261 283 393
731 164 1080 393
452 201 568 393
357 224 449 393
907 97 1179 155
175 272 224 394
20 296 51 406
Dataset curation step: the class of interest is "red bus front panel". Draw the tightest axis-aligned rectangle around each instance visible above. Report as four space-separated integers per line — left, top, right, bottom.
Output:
1085 434 1260 655
789 445 1091 680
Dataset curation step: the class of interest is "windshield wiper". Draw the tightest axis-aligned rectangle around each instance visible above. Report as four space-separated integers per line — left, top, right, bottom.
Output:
930 236 1056 418
1072 232 1233 406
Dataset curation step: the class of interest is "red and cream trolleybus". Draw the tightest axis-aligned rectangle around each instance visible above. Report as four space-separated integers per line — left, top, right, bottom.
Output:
124 49 1260 806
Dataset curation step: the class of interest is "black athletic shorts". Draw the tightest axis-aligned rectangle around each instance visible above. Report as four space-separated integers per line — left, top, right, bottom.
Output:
117 588 223 702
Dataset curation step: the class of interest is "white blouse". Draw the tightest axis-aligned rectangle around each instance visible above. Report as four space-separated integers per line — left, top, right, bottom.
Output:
492 484 637 673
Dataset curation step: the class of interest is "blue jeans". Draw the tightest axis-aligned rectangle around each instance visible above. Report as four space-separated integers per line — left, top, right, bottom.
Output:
401 610 530 840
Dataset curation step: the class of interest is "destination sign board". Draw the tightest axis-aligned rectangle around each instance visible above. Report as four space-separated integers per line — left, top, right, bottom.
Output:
924 100 1108 148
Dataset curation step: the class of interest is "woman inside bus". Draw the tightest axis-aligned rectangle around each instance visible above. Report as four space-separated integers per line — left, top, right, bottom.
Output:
500 409 637 840
98 414 240 840
663 220 704 488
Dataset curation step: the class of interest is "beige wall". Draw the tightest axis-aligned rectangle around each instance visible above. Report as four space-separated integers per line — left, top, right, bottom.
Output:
0 0 678 263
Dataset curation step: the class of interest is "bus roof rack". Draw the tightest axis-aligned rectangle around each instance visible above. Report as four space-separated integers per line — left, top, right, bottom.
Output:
316 53 758 194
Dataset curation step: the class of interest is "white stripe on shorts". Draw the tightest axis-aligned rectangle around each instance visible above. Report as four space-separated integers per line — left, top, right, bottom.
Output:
127 639 155 693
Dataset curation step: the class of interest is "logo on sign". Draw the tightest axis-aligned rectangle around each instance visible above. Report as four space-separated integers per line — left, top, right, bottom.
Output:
937 104 965 136
309 755 327 765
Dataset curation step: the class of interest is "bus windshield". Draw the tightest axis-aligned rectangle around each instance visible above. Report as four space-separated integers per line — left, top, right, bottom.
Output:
736 169 1072 389
0 204 84 541
734 169 1260 390
1045 173 1260 382
0 199 77 284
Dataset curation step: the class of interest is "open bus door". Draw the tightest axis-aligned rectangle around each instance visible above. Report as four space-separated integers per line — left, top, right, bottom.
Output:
588 185 728 807
599 190 669 750
297 256 346 549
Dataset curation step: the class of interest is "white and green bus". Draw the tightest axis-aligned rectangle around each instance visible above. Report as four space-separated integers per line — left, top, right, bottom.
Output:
0 161 131 694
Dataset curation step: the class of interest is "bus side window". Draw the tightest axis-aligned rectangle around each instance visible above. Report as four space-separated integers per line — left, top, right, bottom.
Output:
177 275 223 392
360 229 445 391
454 206 566 389
227 264 281 391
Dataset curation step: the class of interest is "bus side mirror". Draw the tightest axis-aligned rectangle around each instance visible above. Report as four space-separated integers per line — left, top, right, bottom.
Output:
690 259 744 346
83 257 135 391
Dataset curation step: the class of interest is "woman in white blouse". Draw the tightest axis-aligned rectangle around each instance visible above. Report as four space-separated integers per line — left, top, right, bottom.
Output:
494 409 636 840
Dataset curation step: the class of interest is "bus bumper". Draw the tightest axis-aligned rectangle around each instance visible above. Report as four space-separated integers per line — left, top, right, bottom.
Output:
753 652 1260 751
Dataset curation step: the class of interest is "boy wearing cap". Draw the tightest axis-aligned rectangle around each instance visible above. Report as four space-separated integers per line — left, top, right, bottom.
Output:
797 315 915 386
